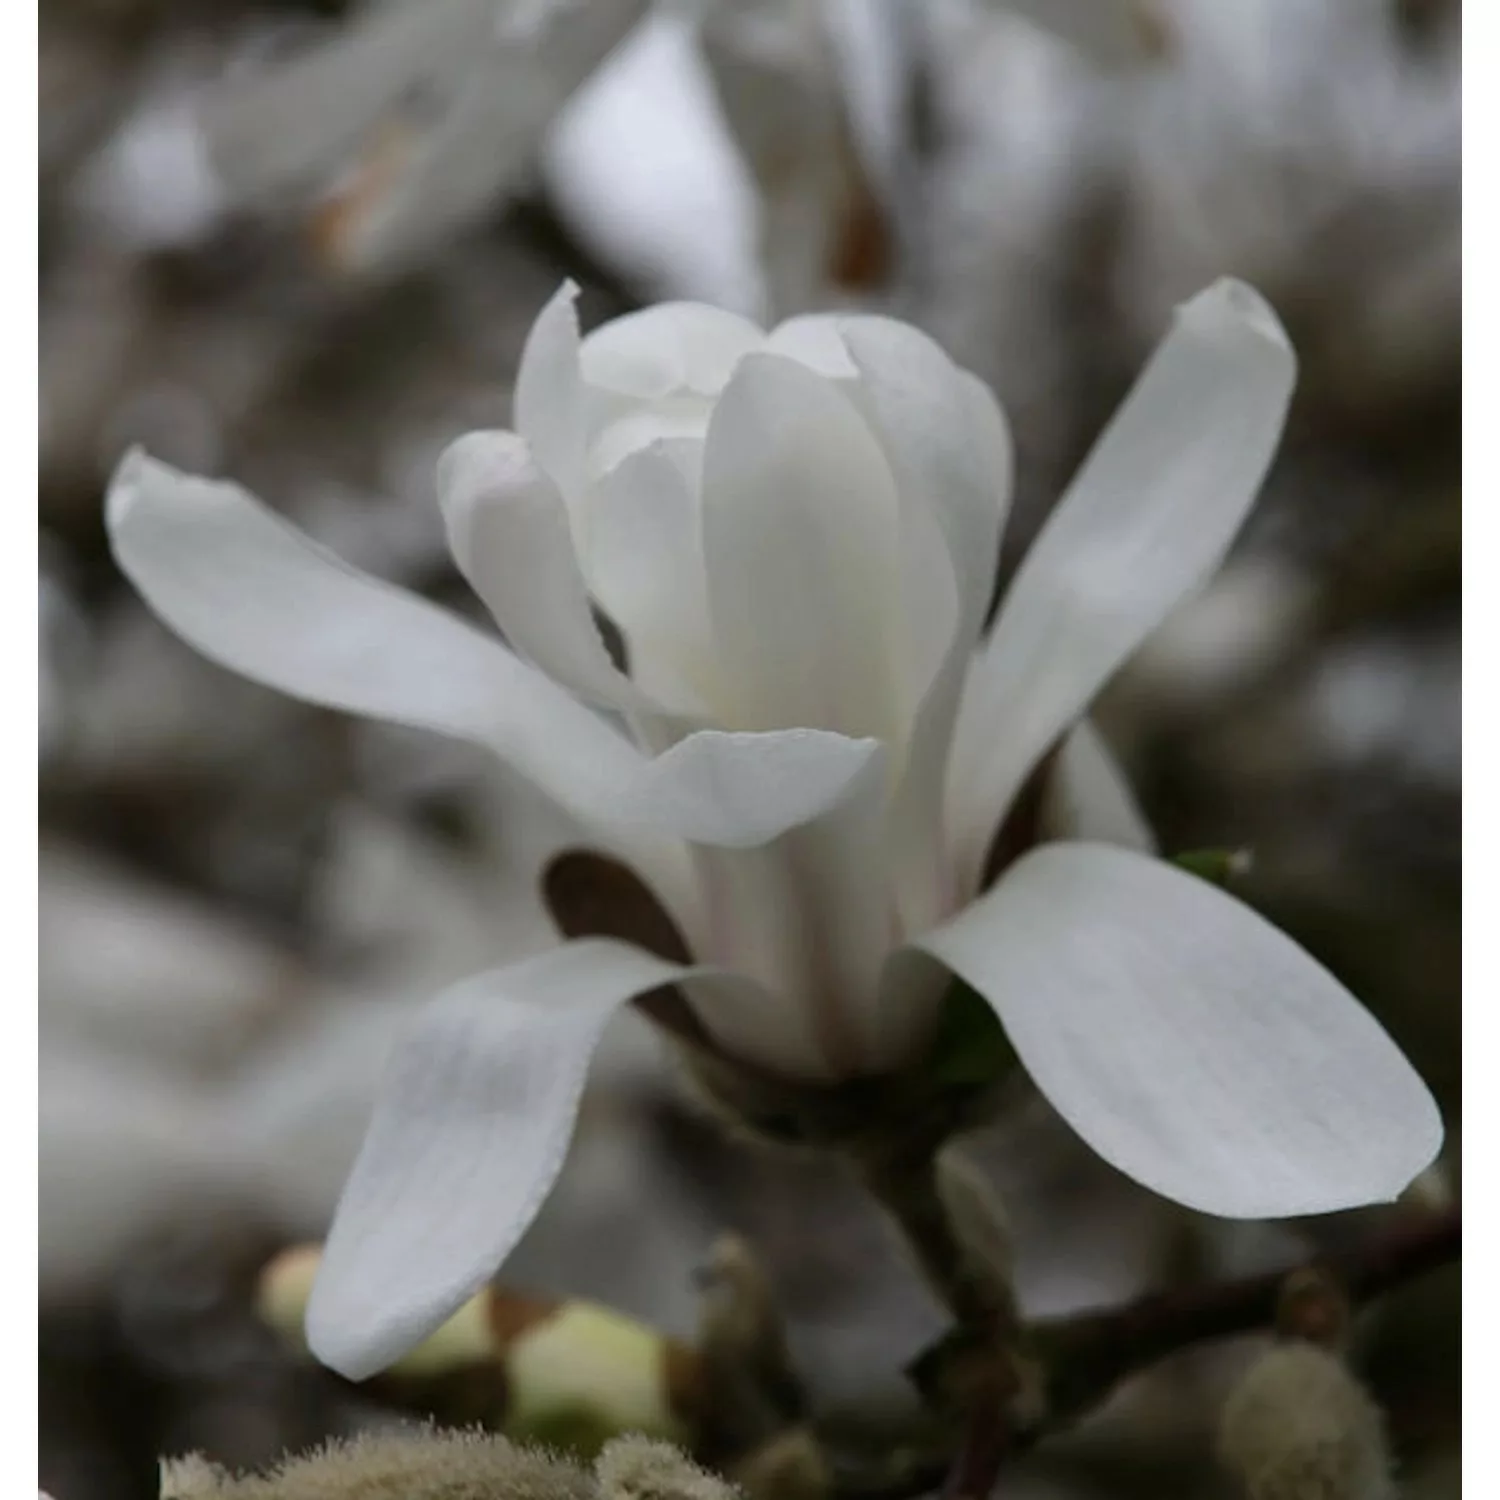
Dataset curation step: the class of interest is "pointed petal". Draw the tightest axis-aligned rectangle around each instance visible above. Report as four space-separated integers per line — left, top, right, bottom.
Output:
107 450 880 850
306 940 767 1377
577 439 718 714
579 302 765 397
911 843 1442 1219
702 352 905 743
436 429 665 716
839 317 1012 642
1041 718 1155 851
950 280 1295 888
106 447 643 800
514 281 590 501
836 319 1014 926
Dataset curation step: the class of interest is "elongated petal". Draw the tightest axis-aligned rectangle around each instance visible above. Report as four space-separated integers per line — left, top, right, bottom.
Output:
950 280 1295 888
436 429 663 716
107 447 641 797
1041 718 1155 851
840 317 1012 642
581 439 718 713
307 940 769 1377
514 281 589 501
107 450 880 849
580 302 765 397
910 843 1442 1219
839 320 1013 926
702 353 905 743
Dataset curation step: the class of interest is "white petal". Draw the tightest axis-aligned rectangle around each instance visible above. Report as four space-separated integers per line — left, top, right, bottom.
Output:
106 448 640 803
436 429 663 716
702 353 906 743
839 317 1012 642
764 313 860 377
836 319 1014 926
514 281 589 501
580 439 717 713
1041 718 1155 851
686 747 902 1079
642 727 883 847
108 450 880 850
306 940 768 1377
911 843 1442 1219
950 279 1295 888
579 302 765 397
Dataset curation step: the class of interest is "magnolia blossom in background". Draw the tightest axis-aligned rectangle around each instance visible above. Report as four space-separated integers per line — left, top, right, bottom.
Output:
108 276 1441 1380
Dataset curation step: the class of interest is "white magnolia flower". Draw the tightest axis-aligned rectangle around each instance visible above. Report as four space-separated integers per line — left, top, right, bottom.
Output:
107 277 1441 1379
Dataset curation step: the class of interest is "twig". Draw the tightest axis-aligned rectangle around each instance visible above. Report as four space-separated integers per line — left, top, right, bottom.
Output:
1037 1204 1460 1428
838 1205 1460 1499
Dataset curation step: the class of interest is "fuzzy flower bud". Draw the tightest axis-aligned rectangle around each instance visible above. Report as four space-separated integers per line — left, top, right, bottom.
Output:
1218 1343 1395 1500
594 1437 740 1500
158 1430 594 1499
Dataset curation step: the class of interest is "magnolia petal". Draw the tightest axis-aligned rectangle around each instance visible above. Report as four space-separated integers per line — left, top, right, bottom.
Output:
1041 718 1155 851
579 301 765 398
642 727 883 846
514 281 589 502
436 428 663 716
108 450 879 850
581 439 717 713
911 843 1442 1219
687 746 901 1079
106 447 643 804
837 319 1014 927
764 312 860 377
840 317 1012 640
950 279 1295 888
702 353 906 744
306 940 768 1377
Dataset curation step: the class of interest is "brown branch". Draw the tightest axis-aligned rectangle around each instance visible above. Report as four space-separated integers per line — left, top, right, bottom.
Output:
838 1205 1460 1500
1037 1204 1460 1428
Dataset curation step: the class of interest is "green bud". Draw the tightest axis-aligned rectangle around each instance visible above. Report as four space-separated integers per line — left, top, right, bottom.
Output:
1173 847 1255 886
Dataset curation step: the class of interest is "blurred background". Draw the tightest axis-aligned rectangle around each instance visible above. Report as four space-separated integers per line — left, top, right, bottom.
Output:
37 1 1460 1496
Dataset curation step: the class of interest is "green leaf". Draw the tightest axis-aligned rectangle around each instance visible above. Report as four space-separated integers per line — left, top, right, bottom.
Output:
1172 846 1254 887
925 980 1018 1093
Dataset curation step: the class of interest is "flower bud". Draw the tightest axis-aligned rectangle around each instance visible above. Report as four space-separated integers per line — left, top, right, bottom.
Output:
594 1436 740 1500
1218 1343 1394 1500
158 1430 594 1498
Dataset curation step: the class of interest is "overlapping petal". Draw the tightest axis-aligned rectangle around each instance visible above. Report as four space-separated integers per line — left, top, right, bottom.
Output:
579 301 765 397
702 353 907 744
436 428 664 717
107 450 881 850
1041 718 1155 850
909 843 1442 1218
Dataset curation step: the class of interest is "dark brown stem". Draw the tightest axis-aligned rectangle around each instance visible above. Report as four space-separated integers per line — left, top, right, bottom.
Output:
1037 1204 1460 1428
838 1205 1459 1499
